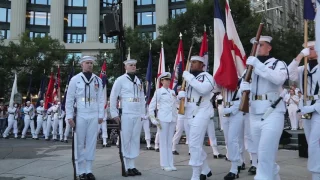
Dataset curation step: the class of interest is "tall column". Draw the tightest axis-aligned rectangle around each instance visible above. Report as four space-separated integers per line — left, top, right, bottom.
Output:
122 0 134 28
86 0 100 42
49 0 65 42
10 0 27 41
156 0 168 37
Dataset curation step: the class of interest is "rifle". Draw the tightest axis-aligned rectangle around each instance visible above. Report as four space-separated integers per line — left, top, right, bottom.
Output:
71 107 77 180
118 101 127 177
178 38 195 115
239 23 264 113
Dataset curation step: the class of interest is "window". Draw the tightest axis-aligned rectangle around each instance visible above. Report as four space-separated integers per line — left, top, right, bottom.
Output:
27 11 50 25
102 0 114 7
66 14 87 27
29 32 46 38
67 52 82 60
137 0 155 5
170 8 186 18
136 12 156 25
141 32 156 40
170 0 184 2
65 33 86 43
0 8 11 22
29 0 50 5
100 34 117 43
68 0 87 7
0 30 10 39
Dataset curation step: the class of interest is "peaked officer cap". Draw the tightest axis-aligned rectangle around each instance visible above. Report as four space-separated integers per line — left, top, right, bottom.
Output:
159 72 171 80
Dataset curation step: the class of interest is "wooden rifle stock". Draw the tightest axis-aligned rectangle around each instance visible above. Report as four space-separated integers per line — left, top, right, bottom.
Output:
178 39 194 115
239 23 264 113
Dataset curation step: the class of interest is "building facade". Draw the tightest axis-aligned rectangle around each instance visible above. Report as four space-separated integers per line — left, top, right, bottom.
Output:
0 0 187 58
250 0 304 31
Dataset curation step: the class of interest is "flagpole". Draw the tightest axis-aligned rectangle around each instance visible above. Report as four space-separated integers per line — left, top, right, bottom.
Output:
302 20 311 119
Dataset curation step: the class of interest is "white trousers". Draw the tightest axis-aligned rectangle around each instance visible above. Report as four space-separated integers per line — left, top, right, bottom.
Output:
242 113 253 153
207 120 220 155
288 104 298 129
121 113 142 159
217 105 224 130
98 120 108 144
53 117 63 140
142 119 151 140
159 121 176 167
22 116 35 138
250 112 283 180
64 119 71 140
45 118 54 139
172 114 190 151
3 118 18 137
155 129 160 149
35 116 46 138
76 113 98 175
304 113 320 174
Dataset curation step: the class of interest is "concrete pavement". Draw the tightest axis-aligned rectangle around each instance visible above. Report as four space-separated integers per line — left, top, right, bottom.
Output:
0 139 311 180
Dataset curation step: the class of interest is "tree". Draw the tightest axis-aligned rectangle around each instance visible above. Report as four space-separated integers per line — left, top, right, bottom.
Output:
0 32 68 103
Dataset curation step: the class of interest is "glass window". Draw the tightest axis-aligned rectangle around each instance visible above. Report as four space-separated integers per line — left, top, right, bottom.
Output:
170 0 184 2
65 33 86 43
30 0 50 5
28 11 50 25
67 52 82 60
67 14 86 27
0 8 10 22
102 0 114 7
68 0 87 7
170 8 186 18
136 12 156 25
100 34 117 43
137 0 155 5
29 32 46 38
0 30 5 39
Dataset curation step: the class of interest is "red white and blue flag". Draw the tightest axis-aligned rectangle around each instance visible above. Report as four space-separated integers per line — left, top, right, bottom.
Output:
156 44 166 89
170 37 184 91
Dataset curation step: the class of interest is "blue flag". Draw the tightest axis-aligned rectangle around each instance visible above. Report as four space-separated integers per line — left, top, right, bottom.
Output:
304 0 316 20
145 49 153 104
36 74 46 107
61 66 74 111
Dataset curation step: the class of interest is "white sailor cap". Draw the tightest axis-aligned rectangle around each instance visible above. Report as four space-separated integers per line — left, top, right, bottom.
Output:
250 36 273 44
123 59 137 65
79 56 96 64
40 100 44 103
26 101 31 104
190 56 205 63
159 72 171 80
302 41 315 47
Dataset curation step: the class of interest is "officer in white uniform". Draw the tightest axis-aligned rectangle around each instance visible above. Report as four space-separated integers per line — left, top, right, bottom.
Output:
178 56 215 180
240 36 287 180
172 85 190 155
288 41 320 180
35 100 46 140
110 59 145 176
220 87 244 180
52 101 65 141
3 103 19 139
66 56 104 180
45 105 54 141
149 72 178 171
286 89 299 130
21 101 36 139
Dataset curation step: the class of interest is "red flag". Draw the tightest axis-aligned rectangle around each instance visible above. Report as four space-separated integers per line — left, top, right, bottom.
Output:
44 72 55 109
199 28 208 72
213 0 238 91
170 37 184 90
100 61 108 109
52 66 61 102
156 44 166 89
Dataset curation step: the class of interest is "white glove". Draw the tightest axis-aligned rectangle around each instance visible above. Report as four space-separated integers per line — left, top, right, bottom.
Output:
178 91 186 99
300 105 315 115
182 71 193 82
300 48 310 57
240 81 250 92
246 56 259 67
182 71 191 78
150 116 159 125
280 89 288 98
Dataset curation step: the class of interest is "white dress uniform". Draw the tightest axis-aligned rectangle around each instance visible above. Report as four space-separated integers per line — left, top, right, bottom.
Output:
35 105 46 139
98 108 109 146
52 104 65 141
216 94 225 130
110 72 145 171
206 108 221 156
221 88 244 176
21 103 36 139
149 78 177 170
286 94 299 130
242 53 288 180
288 56 320 179
240 113 253 164
66 71 104 175
142 106 153 148
45 106 54 140
172 113 190 152
179 56 216 180
3 106 19 138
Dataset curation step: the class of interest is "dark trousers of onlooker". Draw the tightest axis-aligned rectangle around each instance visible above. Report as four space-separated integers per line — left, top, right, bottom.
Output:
0 118 6 136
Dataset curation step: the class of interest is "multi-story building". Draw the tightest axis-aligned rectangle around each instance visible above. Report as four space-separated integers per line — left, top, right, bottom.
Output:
0 0 188 58
250 0 304 31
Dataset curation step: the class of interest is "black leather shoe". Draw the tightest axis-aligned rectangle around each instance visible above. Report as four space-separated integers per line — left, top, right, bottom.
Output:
86 173 95 180
105 144 111 147
241 162 246 170
127 169 135 176
172 150 179 155
237 166 241 174
64 140 68 143
60 139 64 142
79 173 87 180
4 136 9 139
225 157 230 161
224 172 239 180
45 138 50 141
146 147 155 150
200 174 207 180
250 160 252 164
206 171 212 177
132 168 142 175
248 166 256 175
213 154 226 159
155 148 159 152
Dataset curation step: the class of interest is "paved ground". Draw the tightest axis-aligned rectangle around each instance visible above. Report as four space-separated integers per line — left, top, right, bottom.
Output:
0 138 311 180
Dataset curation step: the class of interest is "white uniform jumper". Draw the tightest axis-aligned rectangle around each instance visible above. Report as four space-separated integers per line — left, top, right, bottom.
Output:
66 72 104 175
149 87 177 169
288 60 320 179
52 105 65 140
247 57 287 180
3 107 19 138
35 105 46 138
110 73 145 171
98 108 109 146
45 106 54 140
183 71 215 180
287 94 299 130
21 105 35 139
172 113 190 152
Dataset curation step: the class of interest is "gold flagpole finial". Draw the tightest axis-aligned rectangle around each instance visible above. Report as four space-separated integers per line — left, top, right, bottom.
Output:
51 67 53 72
179 32 182 39
128 47 130 53
72 60 75 66
161 41 163 48
150 43 152 50
204 24 206 32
